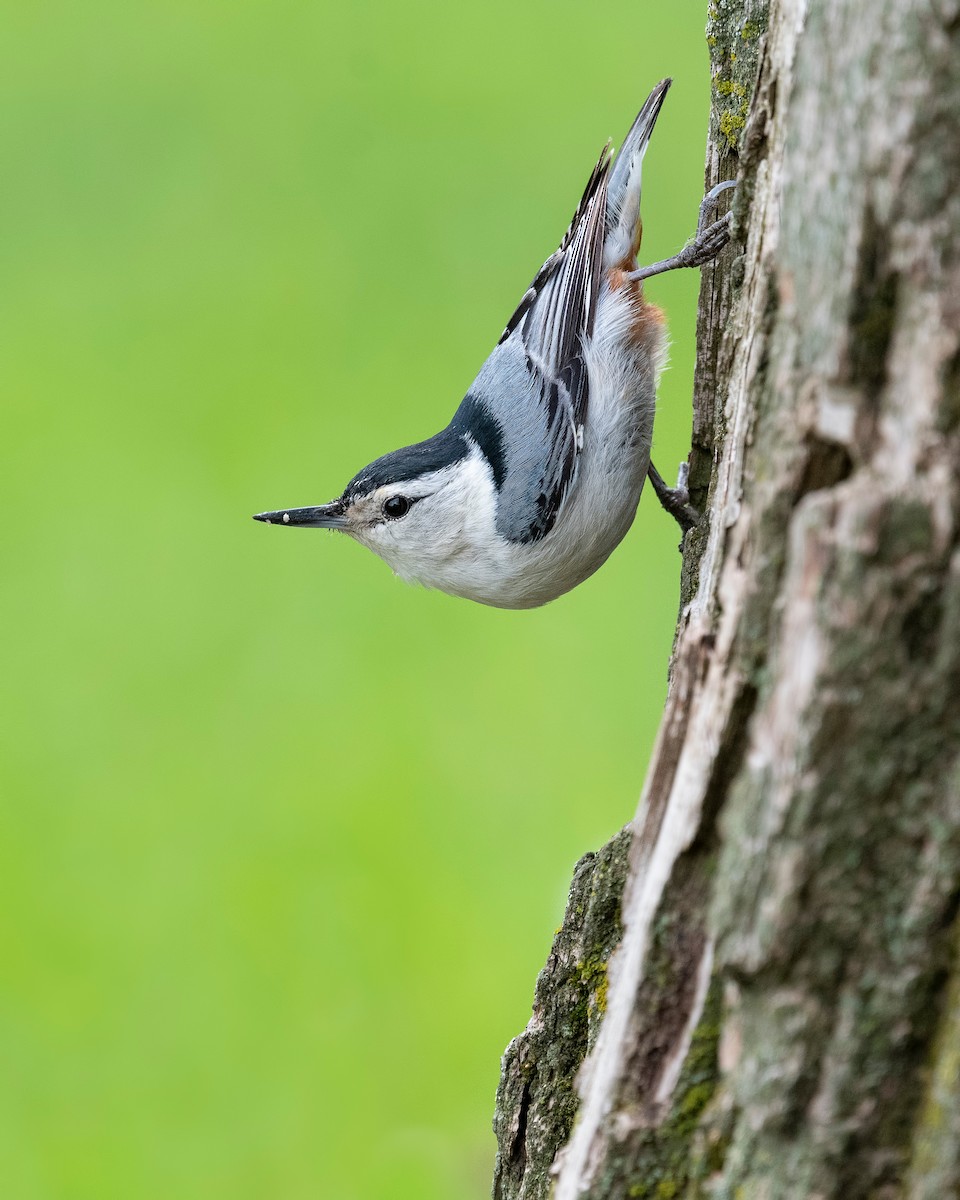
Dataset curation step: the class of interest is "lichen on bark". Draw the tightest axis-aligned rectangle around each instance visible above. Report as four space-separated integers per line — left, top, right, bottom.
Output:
491 0 960 1197
706 0 769 152
492 829 631 1200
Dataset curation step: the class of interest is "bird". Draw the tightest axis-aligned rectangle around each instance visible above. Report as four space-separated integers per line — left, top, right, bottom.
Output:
254 79 734 609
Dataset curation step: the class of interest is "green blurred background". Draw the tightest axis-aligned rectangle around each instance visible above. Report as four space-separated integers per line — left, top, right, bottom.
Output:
1 3 709 1197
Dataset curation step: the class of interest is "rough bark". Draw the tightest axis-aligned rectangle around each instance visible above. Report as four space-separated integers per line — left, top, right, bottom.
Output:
493 1 960 1197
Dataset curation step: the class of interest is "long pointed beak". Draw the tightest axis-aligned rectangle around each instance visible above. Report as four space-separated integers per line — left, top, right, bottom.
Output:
252 501 348 529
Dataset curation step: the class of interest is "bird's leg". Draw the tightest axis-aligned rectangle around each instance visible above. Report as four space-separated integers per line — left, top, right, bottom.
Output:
641 183 736 532
647 460 699 533
628 180 737 284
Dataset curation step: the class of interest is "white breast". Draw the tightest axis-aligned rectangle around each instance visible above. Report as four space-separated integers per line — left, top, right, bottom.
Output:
359 283 667 609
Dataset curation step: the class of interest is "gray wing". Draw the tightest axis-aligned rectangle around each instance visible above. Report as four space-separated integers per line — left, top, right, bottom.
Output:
457 149 611 544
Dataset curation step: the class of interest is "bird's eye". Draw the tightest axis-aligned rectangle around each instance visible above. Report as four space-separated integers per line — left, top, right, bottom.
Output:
382 495 410 519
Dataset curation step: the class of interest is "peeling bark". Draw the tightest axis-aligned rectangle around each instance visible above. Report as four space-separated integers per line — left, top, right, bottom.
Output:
492 1 960 1197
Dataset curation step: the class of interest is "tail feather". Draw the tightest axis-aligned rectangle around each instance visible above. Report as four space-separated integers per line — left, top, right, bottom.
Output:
604 78 671 270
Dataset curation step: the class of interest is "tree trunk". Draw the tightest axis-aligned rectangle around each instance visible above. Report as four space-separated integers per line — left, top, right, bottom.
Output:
492 0 960 1196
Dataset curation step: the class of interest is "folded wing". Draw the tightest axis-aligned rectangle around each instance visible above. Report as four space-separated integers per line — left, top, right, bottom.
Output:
457 147 612 544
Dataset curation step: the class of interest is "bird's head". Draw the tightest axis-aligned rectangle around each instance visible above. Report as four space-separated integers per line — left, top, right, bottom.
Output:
254 426 500 591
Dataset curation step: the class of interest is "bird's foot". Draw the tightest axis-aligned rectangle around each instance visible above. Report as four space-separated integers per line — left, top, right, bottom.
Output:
648 461 700 534
628 180 737 283
697 179 737 235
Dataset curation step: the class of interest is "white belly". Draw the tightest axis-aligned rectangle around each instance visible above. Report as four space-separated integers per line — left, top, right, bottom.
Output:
437 286 666 609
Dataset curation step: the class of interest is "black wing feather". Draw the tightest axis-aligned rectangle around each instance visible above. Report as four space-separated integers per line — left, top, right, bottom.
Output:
490 146 611 541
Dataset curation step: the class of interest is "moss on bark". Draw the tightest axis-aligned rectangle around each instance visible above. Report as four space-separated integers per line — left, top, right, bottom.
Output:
492 1 960 1197
492 830 631 1200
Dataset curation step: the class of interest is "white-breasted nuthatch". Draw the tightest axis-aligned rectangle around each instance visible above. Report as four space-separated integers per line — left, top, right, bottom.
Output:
254 80 733 609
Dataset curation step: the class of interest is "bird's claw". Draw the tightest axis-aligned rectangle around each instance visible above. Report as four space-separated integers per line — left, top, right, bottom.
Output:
697 179 737 235
677 212 733 269
628 179 737 283
647 461 700 535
